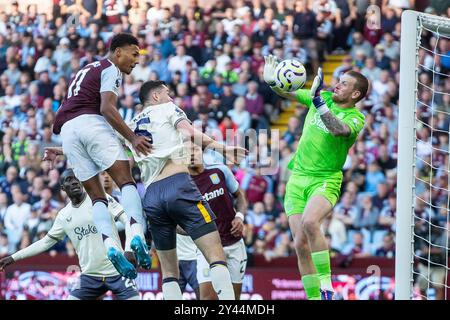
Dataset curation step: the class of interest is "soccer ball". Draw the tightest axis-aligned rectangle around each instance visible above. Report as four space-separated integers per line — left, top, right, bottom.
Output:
274 59 307 92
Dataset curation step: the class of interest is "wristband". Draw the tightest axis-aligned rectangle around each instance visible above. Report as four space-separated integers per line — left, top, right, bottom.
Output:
235 212 245 221
312 96 330 115
317 105 330 115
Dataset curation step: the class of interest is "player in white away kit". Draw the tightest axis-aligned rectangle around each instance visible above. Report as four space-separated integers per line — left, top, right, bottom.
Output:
43 33 152 279
0 169 139 300
125 80 247 300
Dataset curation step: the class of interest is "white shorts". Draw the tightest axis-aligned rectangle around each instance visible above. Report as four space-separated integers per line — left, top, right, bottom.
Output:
196 239 247 284
60 114 128 181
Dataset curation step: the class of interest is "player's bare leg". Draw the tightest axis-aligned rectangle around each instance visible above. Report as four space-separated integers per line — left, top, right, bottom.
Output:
289 214 320 299
302 195 334 300
82 174 137 279
194 231 235 300
199 283 217 300
107 160 151 269
233 283 242 300
157 248 183 300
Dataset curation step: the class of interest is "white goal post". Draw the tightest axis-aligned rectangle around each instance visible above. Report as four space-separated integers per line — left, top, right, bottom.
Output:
395 10 450 300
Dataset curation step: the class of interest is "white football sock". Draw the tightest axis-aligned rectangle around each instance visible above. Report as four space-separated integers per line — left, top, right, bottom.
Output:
162 278 183 300
121 184 146 240
210 262 235 300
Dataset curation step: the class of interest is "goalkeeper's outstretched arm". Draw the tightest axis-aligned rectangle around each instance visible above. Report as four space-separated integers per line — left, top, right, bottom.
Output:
263 55 300 101
269 85 298 101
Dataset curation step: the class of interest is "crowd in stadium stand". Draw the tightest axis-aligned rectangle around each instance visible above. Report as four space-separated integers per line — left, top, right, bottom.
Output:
0 0 448 270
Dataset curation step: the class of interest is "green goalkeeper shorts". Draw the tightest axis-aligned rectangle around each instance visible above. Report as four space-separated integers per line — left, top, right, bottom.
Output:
284 171 343 217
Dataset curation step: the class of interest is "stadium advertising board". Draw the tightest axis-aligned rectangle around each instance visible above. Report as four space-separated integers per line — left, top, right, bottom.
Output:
1 268 395 300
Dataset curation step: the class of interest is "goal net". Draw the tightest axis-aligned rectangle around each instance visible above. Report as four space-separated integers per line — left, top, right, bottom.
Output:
395 11 450 300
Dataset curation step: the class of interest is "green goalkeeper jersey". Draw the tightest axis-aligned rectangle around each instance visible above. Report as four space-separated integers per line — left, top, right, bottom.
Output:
288 89 365 176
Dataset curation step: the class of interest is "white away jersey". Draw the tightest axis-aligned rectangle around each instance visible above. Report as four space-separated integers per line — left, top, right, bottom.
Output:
47 194 124 277
127 102 190 187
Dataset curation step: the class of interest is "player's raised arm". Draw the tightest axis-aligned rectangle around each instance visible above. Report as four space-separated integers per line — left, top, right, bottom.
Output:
263 55 298 101
176 119 248 165
100 92 152 156
263 55 315 107
310 69 367 137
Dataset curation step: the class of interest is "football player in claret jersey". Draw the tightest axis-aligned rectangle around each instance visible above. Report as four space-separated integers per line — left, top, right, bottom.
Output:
189 144 248 300
0 169 139 300
43 33 151 279
125 80 247 300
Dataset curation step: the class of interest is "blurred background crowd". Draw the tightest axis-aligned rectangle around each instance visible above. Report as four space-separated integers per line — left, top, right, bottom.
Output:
0 0 449 281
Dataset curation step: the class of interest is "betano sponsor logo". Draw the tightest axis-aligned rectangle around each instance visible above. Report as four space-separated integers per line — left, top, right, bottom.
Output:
203 188 225 201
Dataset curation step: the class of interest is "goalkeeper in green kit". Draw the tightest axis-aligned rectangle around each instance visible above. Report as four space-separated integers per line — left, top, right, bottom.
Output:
263 55 369 300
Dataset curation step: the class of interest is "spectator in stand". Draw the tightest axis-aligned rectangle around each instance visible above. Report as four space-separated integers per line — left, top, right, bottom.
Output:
3 190 31 253
374 233 395 258
371 182 389 211
361 57 382 83
34 44 54 75
167 44 197 77
118 95 137 124
353 194 380 250
334 191 358 233
292 0 319 72
374 44 391 70
220 83 237 110
263 192 283 220
245 81 267 130
341 231 371 257
365 162 386 195
350 31 373 60
0 166 19 203
0 192 8 226
331 55 353 86
246 201 268 238
376 191 396 232
376 143 397 173
228 96 251 132
322 214 347 253
131 53 151 83
232 72 250 97
282 117 301 146
241 166 273 206
3 61 20 87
